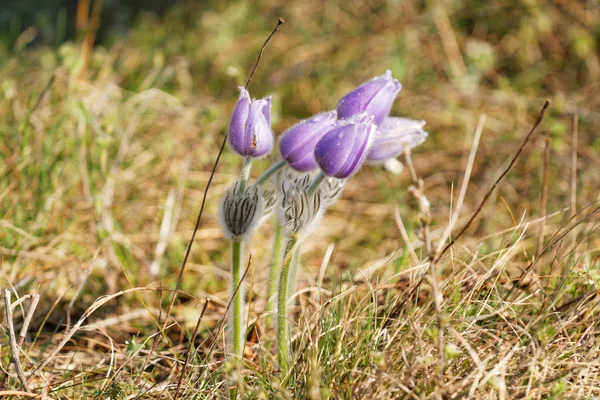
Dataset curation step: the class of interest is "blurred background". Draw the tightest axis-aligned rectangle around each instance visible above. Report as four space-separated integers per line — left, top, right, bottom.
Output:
1 0 599 339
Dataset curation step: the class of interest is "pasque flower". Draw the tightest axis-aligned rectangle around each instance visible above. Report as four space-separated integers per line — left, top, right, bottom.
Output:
367 117 428 163
279 110 338 172
314 114 376 179
336 70 402 125
228 87 273 158
219 180 265 239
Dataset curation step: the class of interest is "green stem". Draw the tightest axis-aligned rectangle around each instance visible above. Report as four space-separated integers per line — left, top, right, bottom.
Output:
231 239 245 360
238 157 253 193
307 171 327 196
267 219 284 322
256 159 286 186
277 234 298 380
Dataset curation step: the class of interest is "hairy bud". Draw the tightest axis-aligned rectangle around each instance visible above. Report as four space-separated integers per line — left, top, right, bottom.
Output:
279 176 323 235
320 177 345 207
219 181 264 239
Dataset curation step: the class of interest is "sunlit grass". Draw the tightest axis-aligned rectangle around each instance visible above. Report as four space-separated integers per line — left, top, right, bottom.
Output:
1 1 599 398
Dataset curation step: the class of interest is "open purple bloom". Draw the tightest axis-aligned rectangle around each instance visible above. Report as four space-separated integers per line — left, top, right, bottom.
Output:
279 110 338 172
314 114 376 179
228 87 273 158
367 117 428 164
336 70 402 126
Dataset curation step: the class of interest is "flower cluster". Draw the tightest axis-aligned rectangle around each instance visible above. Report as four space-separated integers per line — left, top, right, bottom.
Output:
279 69 428 179
219 70 429 374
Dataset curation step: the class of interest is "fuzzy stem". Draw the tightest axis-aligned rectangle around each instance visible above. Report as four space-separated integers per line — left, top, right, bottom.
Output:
267 219 284 322
277 234 298 380
256 159 286 186
230 239 245 360
238 157 253 193
307 171 327 196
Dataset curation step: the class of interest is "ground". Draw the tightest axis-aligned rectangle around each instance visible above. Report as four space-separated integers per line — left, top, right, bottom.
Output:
1 1 599 398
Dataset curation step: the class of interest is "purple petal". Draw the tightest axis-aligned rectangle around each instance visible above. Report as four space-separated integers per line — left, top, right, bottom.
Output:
228 93 251 156
367 117 428 163
262 96 272 125
336 70 401 124
367 79 402 125
279 111 338 169
336 122 376 178
315 124 356 177
245 98 273 157
288 152 319 172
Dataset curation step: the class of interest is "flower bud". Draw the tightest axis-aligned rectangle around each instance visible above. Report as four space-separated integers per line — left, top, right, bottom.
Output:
319 177 345 207
279 110 338 172
336 70 402 125
367 117 428 163
228 87 273 158
219 181 264 239
314 114 376 179
261 187 278 218
279 176 323 235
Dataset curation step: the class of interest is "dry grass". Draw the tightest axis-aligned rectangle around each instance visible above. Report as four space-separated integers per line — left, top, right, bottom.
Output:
1 1 600 398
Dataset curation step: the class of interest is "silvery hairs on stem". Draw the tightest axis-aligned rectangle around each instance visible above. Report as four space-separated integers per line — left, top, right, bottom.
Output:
277 173 346 235
256 186 278 227
320 176 345 207
219 180 265 239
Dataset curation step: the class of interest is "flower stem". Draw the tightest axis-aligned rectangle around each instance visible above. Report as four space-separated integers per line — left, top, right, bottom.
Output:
230 239 245 360
307 171 327 196
277 234 298 381
238 157 253 193
256 159 286 186
267 218 284 322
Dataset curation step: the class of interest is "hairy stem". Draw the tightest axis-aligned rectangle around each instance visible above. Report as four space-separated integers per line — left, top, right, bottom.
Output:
256 159 286 186
238 157 252 193
277 234 298 380
307 171 326 196
230 239 245 359
267 219 284 322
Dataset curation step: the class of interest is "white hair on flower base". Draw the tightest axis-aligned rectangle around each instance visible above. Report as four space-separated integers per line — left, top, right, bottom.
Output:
219 180 265 239
278 175 324 235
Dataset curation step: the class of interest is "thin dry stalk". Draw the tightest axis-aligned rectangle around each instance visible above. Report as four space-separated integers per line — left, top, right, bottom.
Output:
154 257 252 399
432 5 467 81
160 17 284 340
174 298 210 398
404 147 444 398
0 390 39 398
160 137 226 336
150 188 177 279
435 100 551 263
438 114 486 251
570 107 578 244
394 208 420 267
4 290 30 391
30 287 155 377
537 135 551 256
17 294 39 348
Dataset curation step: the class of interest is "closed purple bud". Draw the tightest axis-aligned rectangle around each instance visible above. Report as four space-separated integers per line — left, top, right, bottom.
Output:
279 110 338 172
336 70 402 126
367 117 428 164
228 87 274 158
314 114 376 179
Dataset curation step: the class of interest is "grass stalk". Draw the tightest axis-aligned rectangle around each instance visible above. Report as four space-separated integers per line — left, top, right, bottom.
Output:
277 234 298 381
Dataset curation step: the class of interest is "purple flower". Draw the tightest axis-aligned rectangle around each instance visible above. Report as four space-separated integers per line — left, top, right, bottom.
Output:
279 110 338 172
314 114 376 179
336 70 402 126
367 117 428 164
228 87 273 158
